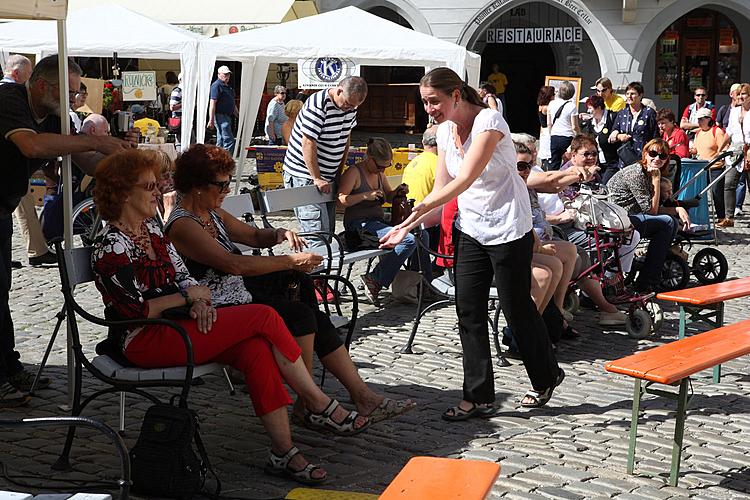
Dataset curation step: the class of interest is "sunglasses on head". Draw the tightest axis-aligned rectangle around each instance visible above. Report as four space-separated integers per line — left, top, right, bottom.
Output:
647 150 669 161
209 180 231 192
517 161 532 171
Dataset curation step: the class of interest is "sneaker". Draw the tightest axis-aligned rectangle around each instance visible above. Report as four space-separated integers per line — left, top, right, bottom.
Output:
8 368 50 392
313 280 336 304
0 381 31 408
599 310 628 326
735 208 743 217
28 251 58 267
359 274 382 307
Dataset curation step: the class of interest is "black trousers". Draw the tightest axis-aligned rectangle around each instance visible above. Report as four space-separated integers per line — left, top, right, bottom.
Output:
0 214 22 383
453 228 559 402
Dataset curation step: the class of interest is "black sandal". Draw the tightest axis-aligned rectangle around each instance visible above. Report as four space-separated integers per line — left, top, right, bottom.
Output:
561 325 580 340
521 368 566 408
442 402 498 421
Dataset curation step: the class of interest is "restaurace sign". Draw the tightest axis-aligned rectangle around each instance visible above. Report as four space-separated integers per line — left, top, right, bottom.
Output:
487 26 584 43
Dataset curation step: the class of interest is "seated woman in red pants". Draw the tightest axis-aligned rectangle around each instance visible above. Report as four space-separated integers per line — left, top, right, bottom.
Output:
90 149 369 486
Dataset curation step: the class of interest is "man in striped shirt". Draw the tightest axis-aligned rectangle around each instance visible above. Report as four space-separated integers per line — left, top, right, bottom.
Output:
283 76 368 243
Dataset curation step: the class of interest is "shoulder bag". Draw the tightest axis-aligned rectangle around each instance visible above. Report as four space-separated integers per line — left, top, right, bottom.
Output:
616 111 640 165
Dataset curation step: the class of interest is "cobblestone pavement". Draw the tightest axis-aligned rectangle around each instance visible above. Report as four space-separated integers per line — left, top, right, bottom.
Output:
1 206 750 499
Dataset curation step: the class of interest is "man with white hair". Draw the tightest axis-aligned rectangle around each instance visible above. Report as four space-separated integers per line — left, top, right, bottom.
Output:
283 76 368 241
2 55 56 268
81 113 110 136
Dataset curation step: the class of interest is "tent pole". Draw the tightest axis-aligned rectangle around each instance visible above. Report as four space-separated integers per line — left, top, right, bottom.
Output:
57 19 75 410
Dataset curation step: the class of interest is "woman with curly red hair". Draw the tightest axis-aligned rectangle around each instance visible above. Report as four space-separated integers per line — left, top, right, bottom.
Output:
91 149 370 486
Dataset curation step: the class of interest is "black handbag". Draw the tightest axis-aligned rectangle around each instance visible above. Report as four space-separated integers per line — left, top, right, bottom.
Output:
130 403 220 499
342 228 380 251
617 141 640 166
243 270 303 302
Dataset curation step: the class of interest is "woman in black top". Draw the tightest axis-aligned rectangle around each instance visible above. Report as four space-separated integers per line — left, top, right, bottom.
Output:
579 94 619 183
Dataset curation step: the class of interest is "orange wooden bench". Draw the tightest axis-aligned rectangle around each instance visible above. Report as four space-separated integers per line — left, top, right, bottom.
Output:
379 456 501 499
657 276 750 382
605 319 750 486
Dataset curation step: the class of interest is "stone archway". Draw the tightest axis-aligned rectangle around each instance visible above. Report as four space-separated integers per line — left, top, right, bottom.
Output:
328 0 432 35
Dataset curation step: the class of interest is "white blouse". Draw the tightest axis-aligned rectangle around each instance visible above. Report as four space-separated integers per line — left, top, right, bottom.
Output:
725 106 750 146
436 108 532 245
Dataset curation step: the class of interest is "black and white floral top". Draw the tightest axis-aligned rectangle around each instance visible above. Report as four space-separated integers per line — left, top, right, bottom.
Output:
164 207 253 307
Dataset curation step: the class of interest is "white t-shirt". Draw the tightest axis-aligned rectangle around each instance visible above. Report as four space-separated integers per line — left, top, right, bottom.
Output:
436 108 532 245
531 166 565 215
548 98 576 137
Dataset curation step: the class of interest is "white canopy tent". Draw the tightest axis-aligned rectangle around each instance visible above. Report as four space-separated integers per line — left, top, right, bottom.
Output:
197 6 481 176
0 4 202 147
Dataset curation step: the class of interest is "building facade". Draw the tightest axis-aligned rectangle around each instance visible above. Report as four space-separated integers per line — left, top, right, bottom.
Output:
318 0 749 134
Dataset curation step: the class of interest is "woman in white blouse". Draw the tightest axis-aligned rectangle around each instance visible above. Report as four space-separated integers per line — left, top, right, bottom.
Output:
720 82 750 227
382 68 573 417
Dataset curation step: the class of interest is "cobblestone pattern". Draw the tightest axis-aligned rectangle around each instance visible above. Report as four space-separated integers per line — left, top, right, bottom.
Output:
1 204 749 499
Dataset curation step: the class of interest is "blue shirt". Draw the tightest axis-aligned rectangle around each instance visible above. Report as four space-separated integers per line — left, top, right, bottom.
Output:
209 79 235 116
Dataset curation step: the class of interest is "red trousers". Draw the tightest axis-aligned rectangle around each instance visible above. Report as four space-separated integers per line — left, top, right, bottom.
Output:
125 303 302 416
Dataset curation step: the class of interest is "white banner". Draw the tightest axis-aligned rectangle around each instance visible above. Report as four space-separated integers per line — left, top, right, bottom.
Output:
122 71 156 102
297 57 359 89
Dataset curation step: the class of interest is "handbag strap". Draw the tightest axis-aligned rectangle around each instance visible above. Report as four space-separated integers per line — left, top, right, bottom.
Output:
193 417 222 496
552 100 570 126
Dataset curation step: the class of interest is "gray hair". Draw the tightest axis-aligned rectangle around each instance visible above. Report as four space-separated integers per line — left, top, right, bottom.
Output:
366 137 392 164
511 133 538 152
273 85 286 95
29 54 82 85
3 54 31 76
513 141 532 155
340 76 368 100
558 81 575 100
422 126 437 147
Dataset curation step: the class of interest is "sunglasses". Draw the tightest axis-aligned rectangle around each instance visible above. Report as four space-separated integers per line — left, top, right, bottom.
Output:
695 93 706 97
209 180 231 192
578 150 598 158
647 150 669 161
134 181 157 192
517 161 532 171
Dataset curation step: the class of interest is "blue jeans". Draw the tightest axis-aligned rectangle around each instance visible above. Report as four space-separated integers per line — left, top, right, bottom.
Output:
736 171 747 210
345 218 431 287
215 113 236 153
283 172 336 247
628 213 677 286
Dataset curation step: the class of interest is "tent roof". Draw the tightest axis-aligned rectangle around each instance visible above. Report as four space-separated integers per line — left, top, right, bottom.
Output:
202 6 479 68
0 3 201 59
0 0 68 20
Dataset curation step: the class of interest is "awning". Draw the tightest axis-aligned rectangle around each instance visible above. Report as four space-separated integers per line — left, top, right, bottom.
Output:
0 0 68 20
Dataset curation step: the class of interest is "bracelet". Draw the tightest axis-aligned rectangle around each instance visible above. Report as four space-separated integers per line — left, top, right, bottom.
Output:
191 297 211 307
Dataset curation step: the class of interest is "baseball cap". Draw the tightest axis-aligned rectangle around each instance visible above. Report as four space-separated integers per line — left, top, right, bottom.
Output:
695 107 712 119
130 104 145 114
730 83 741 93
217 65 232 74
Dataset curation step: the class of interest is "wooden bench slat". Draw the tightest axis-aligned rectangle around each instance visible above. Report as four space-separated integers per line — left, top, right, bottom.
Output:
656 276 750 305
605 320 750 384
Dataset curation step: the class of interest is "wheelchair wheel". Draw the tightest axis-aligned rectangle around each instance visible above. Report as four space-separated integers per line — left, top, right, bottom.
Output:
660 254 690 291
692 248 729 285
72 198 104 247
563 290 580 315
645 301 663 332
626 309 652 339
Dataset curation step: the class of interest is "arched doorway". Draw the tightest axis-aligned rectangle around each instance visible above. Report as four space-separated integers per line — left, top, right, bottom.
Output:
473 2 600 136
654 8 741 112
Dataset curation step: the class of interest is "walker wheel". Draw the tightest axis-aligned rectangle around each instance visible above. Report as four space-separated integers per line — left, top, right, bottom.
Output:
563 290 580 316
626 309 652 339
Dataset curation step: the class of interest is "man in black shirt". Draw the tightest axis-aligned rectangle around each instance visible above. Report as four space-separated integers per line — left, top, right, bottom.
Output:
0 55 134 407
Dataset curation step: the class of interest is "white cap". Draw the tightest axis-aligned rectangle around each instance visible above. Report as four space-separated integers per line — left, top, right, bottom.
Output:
217 65 231 74
695 107 712 120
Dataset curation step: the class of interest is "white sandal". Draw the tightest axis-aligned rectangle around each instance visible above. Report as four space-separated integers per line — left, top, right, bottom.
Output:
304 399 371 436
264 446 326 485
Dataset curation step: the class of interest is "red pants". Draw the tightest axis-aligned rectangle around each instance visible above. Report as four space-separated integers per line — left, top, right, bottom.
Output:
125 304 301 416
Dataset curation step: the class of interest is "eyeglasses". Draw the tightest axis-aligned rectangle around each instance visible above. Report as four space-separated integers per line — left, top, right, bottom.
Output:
208 180 231 192
578 150 598 158
134 181 158 192
517 161 532 171
647 150 669 161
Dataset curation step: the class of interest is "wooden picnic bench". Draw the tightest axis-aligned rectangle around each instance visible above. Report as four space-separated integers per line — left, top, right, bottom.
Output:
604 319 750 486
656 276 750 382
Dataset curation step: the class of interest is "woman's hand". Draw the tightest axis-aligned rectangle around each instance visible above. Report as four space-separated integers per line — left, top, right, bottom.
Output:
540 244 557 256
276 228 307 252
290 252 323 273
185 285 211 304
647 165 662 177
190 299 217 334
362 189 384 201
379 202 427 248
675 207 691 231
618 133 632 143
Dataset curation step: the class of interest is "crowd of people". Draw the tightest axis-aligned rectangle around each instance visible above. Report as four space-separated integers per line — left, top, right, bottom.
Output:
2 51 747 487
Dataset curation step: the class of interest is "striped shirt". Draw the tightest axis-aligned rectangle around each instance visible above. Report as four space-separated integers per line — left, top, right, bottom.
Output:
283 89 358 181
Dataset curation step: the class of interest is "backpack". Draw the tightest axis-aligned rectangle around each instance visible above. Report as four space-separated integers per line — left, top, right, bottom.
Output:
130 403 220 499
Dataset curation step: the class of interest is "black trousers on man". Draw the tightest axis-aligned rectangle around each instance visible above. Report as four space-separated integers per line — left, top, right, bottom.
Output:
0 214 23 385
453 228 559 403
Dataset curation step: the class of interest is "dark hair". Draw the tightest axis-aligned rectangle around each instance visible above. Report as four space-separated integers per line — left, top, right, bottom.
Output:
420 67 486 109
639 138 670 167
165 71 179 85
479 83 497 95
656 108 676 123
29 54 82 85
93 149 161 220
537 86 555 106
626 81 644 96
570 134 598 154
585 94 605 110
174 144 236 193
